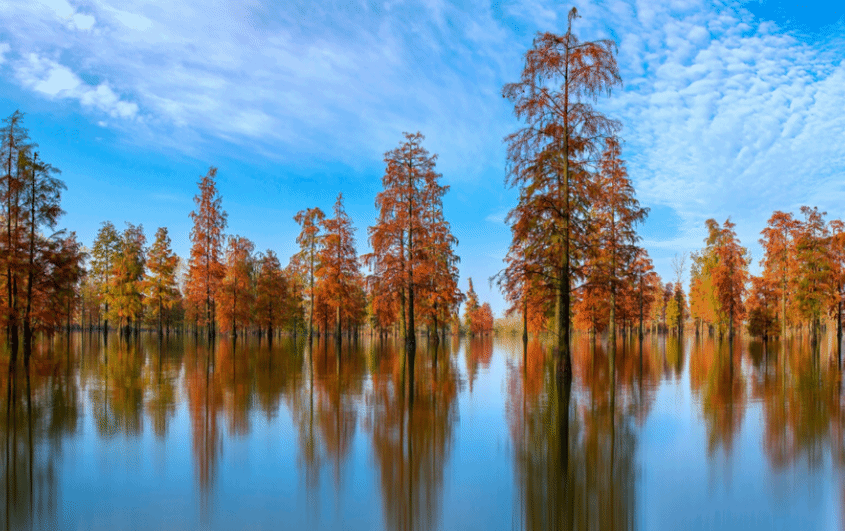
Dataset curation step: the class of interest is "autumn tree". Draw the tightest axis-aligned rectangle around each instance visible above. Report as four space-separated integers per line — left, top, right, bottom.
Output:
217 235 255 338
746 275 778 341
366 132 451 353
91 221 120 337
186 167 228 339
254 250 290 341
19 150 65 357
1 109 31 359
592 137 648 348
294 207 325 341
793 206 833 343
502 7 621 376
631 248 660 340
463 278 480 335
316 193 361 339
759 211 799 339
143 227 180 336
709 218 750 341
109 223 146 336
829 219 845 346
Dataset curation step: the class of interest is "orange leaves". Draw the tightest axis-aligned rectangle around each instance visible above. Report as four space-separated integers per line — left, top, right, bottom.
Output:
186 167 227 331
316 193 364 333
216 235 254 335
366 132 461 339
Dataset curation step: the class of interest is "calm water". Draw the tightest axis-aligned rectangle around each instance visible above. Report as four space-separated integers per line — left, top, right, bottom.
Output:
2 332 845 530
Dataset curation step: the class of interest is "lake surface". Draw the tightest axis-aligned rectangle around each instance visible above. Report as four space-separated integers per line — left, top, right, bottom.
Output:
2 332 845 530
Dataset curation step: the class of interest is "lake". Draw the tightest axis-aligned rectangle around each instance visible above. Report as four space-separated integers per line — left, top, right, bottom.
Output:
2 332 844 530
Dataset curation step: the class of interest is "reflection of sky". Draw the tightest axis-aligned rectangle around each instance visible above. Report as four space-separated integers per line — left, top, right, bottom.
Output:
25 335 845 529
2 1 845 315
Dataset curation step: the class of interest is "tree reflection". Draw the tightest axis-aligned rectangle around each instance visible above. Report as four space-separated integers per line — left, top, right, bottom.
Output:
508 337 637 531
366 339 459 531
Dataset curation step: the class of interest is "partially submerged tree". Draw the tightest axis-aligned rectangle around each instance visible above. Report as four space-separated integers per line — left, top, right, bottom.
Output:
502 7 621 376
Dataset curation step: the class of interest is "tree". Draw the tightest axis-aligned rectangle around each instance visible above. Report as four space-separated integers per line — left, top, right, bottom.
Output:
20 150 65 357
1 109 31 359
793 206 833 343
502 7 621 376
91 221 120 337
254 250 290 340
829 219 845 348
316 193 361 339
631 248 659 340
109 223 146 336
463 278 480 334
710 218 750 341
759 211 799 339
143 227 180 336
186 167 228 339
217 235 255 338
746 275 778 341
366 132 446 353
593 137 648 348
294 207 325 341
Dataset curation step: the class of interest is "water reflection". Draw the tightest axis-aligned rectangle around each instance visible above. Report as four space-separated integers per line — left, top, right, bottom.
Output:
2 332 845 529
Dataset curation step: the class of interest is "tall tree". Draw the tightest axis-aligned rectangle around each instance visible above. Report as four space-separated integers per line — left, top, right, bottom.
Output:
109 223 146 336
367 132 446 353
294 207 325 341
143 227 180 336
21 150 65 356
187 167 228 339
709 218 750 341
593 137 648 349
793 206 833 343
502 7 621 376
217 235 255 338
316 193 361 339
91 221 121 337
254 250 290 340
1 109 30 359
759 211 799 339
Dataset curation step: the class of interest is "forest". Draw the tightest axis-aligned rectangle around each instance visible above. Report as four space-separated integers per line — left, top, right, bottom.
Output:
2 8 843 379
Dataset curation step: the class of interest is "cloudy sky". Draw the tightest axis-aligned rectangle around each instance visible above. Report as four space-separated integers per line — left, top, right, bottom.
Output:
1 0 843 315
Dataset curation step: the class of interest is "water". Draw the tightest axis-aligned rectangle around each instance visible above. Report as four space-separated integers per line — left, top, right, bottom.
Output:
2 332 844 530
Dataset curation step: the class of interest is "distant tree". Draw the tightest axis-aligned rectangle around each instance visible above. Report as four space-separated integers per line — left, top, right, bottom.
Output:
463 278 480 334
793 206 833 343
143 227 180 336
109 223 146 336
746 275 778 341
217 235 254 338
316 193 361 339
502 7 621 375
293 207 325 341
90 221 120 336
254 250 289 340
709 218 750 341
186 167 227 339
759 211 799 338
593 137 648 347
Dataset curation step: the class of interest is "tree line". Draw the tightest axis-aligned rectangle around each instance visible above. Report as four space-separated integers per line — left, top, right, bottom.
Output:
2 118 496 363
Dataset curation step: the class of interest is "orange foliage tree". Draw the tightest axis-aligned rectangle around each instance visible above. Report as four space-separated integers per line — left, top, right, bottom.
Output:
254 250 291 340
109 223 146 336
502 7 621 375
186 167 227 339
143 227 180 335
217 235 255 338
709 218 750 341
366 132 459 351
792 206 833 342
316 193 362 338
759 211 799 339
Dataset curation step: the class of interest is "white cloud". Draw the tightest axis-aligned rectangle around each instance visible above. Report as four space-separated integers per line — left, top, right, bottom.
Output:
15 54 138 118
71 12 95 30
0 43 9 64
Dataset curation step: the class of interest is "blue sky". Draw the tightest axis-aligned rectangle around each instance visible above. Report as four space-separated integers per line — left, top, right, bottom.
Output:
1 0 843 316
